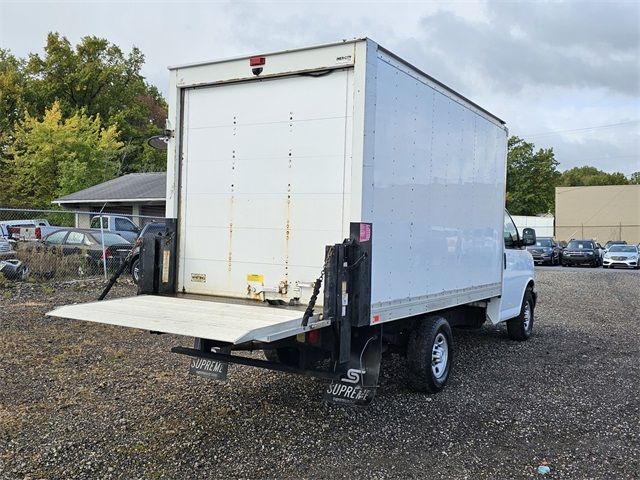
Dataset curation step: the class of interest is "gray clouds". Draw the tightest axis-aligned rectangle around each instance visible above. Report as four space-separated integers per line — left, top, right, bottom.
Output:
1 0 638 174
406 1 639 96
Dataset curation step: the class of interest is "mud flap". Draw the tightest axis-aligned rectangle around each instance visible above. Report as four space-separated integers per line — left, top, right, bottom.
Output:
188 338 231 380
323 329 382 406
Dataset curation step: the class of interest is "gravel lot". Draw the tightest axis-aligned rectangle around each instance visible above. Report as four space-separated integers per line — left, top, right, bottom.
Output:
1 268 638 479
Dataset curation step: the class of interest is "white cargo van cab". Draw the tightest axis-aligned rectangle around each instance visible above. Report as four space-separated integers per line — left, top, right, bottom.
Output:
50 38 537 406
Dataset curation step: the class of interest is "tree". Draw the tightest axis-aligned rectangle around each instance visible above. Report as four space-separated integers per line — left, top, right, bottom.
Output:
24 33 167 173
506 136 560 215
7 102 123 207
558 166 630 186
628 172 639 185
0 49 27 152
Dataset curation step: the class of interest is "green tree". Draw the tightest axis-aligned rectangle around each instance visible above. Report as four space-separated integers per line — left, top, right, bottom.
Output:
7 101 123 207
0 49 28 206
629 172 640 184
0 49 27 152
24 32 167 173
506 136 560 215
558 166 630 186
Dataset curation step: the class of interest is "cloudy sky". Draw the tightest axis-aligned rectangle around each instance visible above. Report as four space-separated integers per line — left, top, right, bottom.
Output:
1 0 639 175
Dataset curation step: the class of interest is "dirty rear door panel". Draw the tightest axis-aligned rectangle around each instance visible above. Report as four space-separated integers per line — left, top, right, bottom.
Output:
178 70 353 302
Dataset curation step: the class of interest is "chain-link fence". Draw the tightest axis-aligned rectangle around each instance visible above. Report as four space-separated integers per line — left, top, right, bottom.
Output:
0 207 165 284
555 224 640 245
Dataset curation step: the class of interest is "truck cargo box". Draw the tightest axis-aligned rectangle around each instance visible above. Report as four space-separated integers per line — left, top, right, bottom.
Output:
51 38 508 338
165 38 507 325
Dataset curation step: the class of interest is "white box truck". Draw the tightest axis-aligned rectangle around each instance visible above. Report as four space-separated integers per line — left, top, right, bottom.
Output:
49 38 537 405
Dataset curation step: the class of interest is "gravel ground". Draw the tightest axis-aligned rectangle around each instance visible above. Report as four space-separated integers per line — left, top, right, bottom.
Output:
1 268 638 479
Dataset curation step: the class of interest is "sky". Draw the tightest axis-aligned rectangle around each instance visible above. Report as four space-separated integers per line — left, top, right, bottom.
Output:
1 0 639 175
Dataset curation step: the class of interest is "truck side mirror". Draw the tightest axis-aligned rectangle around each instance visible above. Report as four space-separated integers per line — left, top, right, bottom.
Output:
522 228 536 246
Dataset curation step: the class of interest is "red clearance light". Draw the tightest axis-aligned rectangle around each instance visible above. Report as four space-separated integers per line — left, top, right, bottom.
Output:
306 329 321 346
249 56 266 66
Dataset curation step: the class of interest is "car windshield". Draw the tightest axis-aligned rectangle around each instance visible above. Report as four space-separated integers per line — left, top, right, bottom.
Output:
567 241 593 250
91 233 130 246
535 239 552 247
609 245 637 253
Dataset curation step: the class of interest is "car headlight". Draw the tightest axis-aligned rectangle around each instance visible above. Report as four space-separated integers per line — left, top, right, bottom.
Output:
586 251 593 255
630 256 638 261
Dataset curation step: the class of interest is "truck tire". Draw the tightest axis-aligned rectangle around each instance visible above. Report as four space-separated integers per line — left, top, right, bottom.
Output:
406 316 452 393
507 289 534 341
130 257 141 284
263 347 300 367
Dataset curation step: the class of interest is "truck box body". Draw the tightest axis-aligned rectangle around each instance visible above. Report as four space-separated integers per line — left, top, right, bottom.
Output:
166 38 507 325
50 38 510 349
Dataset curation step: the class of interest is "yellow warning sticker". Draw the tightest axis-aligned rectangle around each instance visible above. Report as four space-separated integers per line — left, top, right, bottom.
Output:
246 273 264 283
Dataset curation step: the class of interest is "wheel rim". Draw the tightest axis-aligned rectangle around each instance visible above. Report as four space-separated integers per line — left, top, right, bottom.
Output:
523 301 532 331
133 262 140 282
431 332 449 379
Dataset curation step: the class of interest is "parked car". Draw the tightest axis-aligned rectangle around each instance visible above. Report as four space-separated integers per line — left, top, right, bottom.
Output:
602 244 639 269
42 229 133 271
603 240 627 252
129 222 167 284
526 237 562 265
561 239 601 267
89 215 140 243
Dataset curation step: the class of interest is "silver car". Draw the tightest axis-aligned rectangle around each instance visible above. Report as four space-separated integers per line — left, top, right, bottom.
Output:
602 244 639 269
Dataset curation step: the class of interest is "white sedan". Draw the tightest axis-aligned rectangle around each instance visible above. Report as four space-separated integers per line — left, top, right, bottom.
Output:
602 244 640 269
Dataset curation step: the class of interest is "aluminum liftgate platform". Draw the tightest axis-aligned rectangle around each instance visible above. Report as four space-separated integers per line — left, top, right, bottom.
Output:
47 295 329 345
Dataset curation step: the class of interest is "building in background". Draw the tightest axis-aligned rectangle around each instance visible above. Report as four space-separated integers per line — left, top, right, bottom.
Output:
54 173 166 227
555 185 640 243
512 215 555 238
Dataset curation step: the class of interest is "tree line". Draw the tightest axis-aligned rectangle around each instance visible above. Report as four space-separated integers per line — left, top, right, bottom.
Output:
0 32 637 213
0 33 166 208
506 137 638 216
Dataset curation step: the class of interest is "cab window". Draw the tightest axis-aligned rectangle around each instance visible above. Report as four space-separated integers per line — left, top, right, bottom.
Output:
503 211 519 248
90 216 108 229
115 217 137 232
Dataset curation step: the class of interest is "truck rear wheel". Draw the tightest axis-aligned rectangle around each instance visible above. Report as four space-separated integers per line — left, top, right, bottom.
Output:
263 347 300 367
406 316 452 393
507 289 534 341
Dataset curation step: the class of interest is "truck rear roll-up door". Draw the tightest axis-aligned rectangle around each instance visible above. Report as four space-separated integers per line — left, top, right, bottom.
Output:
47 296 327 344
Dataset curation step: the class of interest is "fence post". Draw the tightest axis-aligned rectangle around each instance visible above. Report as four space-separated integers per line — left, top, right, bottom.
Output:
97 204 108 280
581 223 584 238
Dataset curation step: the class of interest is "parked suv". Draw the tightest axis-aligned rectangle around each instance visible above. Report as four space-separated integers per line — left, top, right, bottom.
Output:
604 240 627 252
526 237 562 265
561 240 601 267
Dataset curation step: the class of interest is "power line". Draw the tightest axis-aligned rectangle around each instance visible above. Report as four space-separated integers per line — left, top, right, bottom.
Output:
521 120 640 138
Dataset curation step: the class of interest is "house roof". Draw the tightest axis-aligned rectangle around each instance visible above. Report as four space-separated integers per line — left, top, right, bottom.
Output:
54 173 167 204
